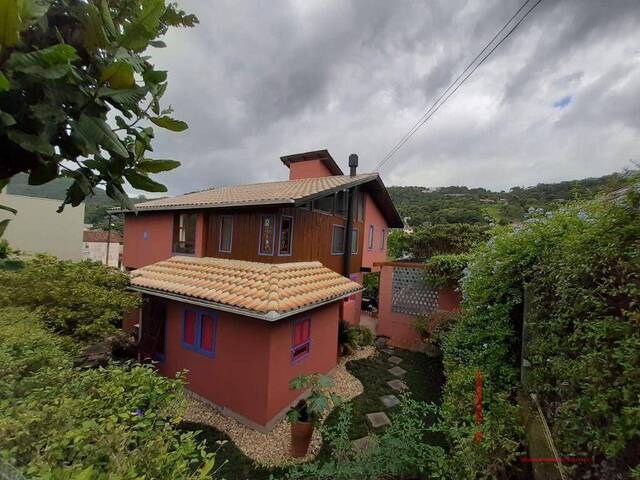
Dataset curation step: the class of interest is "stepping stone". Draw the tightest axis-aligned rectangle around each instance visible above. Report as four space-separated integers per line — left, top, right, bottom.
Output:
388 366 407 377
379 394 401 408
387 379 408 391
388 355 403 365
382 348 394 354
366 411 391 428
351 435 378 453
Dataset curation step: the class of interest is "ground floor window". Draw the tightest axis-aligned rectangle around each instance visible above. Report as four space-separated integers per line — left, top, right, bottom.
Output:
291 317 311 363
182 308 217 358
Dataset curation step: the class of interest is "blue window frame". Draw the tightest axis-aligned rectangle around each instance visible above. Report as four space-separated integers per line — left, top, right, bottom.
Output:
182 308 217 358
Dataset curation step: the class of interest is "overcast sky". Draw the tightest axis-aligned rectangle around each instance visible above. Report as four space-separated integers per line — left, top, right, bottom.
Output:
147 0 640 195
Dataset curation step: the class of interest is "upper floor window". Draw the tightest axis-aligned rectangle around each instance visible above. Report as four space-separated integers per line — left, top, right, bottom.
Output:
219 215 233 253
380 228 386 250
173 213 197 254
313 194 333 214
279 216 294 256
357 190 365 222
368 225 374 250
259 215 276 255
335 190 348 217
332 225 345 255
351 228 358 255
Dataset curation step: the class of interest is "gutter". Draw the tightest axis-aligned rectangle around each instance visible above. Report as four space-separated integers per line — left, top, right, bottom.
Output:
128 285 363 322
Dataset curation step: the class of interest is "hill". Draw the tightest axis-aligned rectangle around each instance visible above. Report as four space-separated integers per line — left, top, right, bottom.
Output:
388 171 632 227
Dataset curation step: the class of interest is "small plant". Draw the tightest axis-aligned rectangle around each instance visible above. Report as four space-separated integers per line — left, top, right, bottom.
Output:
287 374 340 425
351 325 375 346
338 319 359 356
411 310 458 345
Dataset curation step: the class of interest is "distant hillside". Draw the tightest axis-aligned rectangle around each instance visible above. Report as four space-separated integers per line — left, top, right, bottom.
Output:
389 171 632 227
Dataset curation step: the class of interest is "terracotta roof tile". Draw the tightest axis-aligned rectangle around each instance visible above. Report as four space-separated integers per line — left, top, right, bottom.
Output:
83 230 123 243
130 256 361 320
127 173 378 211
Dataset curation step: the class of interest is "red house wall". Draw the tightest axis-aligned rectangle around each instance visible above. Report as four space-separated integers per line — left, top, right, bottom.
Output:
156 300 339 429
361 193 390 270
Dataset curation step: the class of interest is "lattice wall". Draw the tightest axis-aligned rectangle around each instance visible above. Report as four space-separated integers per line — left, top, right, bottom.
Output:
391 267 439 316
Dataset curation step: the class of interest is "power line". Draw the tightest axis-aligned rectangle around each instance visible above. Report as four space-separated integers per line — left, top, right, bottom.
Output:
376 0 543 172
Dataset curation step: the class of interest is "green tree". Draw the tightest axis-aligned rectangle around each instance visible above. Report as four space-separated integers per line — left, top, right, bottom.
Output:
0 0 198 215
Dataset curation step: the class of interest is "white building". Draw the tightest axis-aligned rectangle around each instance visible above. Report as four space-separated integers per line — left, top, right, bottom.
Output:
0 191 85 260
82 230 123 268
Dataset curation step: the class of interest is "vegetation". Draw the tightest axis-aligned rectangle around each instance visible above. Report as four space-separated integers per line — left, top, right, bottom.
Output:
0 255 140 340
423 253 470 289
434 190 640 478
0 307 218 479
0 0 197 216
288 374 339 424
388 170 633 227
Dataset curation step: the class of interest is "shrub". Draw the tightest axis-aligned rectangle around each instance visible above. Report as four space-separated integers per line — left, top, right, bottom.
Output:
0 307 218 479
423 253 469 289
338 319 358 356
350 325 375 346
0 255 141 340
411 310 459 346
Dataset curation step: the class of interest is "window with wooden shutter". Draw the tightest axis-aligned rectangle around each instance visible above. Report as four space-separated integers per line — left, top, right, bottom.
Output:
182 309 217 358
291 317 311 363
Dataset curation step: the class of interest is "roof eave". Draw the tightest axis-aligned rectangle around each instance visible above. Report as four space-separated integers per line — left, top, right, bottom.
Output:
128 285 363 322
110 198 295 214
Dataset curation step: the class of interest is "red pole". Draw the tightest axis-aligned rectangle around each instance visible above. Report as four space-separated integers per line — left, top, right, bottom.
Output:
475 369 483 442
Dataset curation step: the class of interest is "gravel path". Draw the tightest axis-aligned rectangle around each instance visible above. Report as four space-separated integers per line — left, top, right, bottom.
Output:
183 346 377 467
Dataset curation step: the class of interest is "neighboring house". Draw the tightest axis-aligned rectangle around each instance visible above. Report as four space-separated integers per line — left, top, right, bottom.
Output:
0 191 84 260
82 230 123 268
119 150 402 431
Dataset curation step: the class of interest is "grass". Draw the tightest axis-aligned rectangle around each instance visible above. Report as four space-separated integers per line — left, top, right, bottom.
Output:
323 345 446 446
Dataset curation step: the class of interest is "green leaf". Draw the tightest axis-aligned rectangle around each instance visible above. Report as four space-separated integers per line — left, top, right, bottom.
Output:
150 115 187 132
143 68 167 85
0 178 8 191
99 0 115 38
100 61 135 89
8 43 78 79
106 183 135 211
71 465 93 480
28 161 59 185
74 114 128 158
137 159 180 173
120 0 166 52
0 110 15 125
0 203 17 214
84 4 108 50
0 0 21 47
149 40 166 48
0 70 10 91
7 130 54 155
0 218 10 237
125 170 167 192
99 87 147 108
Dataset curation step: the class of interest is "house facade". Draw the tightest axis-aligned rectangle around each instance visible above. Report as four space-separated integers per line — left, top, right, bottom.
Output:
82 230 123 268
120 150 402 430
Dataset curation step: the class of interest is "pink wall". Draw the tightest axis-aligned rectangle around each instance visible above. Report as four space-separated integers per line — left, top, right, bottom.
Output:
288 160 334 180
341 272 362 326
361 193 390 270
155 300 339 429
123 211 205 269
377 265 461 351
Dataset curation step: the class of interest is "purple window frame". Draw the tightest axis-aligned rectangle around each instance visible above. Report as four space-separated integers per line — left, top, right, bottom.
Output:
291 317 311 364
380 228 386 250
331 224 345 255
182 308 217 358
351 228 358 255
278 215 294 256
219 215 233 253
258 215 276 256
368 225 374 250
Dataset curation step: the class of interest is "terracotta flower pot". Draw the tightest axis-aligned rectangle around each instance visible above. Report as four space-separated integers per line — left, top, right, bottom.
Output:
290 420 314 458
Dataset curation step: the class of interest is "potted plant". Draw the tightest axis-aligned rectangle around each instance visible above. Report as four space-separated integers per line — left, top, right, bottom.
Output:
287 373 340 458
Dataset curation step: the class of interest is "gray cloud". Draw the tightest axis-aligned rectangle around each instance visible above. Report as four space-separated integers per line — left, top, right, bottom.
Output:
144 0 640 195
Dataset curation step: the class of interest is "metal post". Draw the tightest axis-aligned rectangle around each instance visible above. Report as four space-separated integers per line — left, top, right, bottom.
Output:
105 213 112 267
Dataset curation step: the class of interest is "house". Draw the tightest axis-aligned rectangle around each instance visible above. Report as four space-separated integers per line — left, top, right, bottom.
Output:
120 150 402 431
82 230 123 268
0 191 85 260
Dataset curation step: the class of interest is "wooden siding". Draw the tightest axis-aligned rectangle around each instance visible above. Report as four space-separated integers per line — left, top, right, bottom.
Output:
203 206 363 275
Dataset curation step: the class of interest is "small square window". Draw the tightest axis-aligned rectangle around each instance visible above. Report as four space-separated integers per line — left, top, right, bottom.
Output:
292 318 311 363
182 309 217 358
332 225 345 255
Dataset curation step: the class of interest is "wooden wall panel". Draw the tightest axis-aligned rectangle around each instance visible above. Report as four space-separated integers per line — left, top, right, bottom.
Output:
203 206 363 275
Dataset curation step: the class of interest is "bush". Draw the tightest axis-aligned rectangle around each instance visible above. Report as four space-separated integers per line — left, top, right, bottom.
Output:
423 253 469 289
437 191 640 478
350 325 375 346
0 307 218 479
412 310 459 346
389 223 491 260
0 255 141 340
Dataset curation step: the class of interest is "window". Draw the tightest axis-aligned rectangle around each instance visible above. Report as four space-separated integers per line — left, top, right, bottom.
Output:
380 228 386 250
219 215 233 252
259 215 276 255
332 225 345 255
172 213 197 254
351 228 358 254
182 309 217 357
313 194 333 214
291 317 311 363
335 190 348 217
357 190 365 222
279 216 294 256
368 225 374 250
